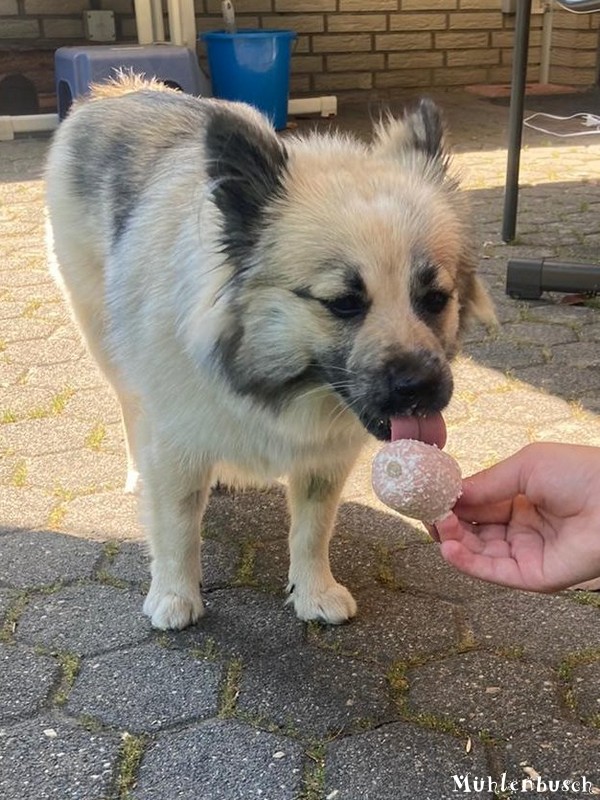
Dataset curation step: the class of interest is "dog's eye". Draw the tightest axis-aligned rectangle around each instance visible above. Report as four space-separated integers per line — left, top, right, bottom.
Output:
322 294 368 319
421 289 450 315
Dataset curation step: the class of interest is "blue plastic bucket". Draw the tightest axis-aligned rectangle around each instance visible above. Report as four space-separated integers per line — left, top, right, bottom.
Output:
200 29 296 130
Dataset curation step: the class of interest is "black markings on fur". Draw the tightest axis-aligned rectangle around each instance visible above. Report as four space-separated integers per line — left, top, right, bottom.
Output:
404 98 449 172
305 474 334 502
205 106 288 269
67 130 148 241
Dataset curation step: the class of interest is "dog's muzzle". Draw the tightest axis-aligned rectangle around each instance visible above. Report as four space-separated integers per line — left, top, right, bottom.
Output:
351 351 453 442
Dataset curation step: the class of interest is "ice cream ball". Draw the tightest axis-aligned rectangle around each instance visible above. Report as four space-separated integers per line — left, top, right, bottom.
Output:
372 439 462 523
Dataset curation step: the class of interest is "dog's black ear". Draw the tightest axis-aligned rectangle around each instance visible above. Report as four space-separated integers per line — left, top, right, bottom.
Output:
372 98 449 171
205 105 288 265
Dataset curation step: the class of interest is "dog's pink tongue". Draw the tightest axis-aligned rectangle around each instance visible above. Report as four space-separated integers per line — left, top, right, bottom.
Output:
390 412 447 449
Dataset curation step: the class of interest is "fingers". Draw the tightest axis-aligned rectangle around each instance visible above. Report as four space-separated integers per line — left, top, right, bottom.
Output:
459 448 534 507
451 444 550 524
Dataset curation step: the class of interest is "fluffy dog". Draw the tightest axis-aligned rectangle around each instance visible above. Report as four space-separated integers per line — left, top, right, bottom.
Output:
46 75 493 630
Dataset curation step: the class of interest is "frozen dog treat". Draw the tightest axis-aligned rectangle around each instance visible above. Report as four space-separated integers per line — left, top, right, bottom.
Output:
372 439 462 523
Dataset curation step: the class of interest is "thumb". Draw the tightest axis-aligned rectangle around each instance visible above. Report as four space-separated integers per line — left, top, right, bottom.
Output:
459 444 539 508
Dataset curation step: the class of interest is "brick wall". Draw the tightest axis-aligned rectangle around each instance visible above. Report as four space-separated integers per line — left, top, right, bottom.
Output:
0 0 598 97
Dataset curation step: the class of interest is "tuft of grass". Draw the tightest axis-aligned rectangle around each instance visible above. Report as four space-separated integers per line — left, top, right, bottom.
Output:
557 649 600 715
22 299 43 318
49 387 75 416
54 486 76 502
10 460 27 487
374 544 402 591
569 591 600 610
219 658 243 718
85 422 106 451
0 591 29 643
457 633 478 654
53 651 81 705
494 646 525 660
47 504 68 530
387 661 410 695
2 388 76 425
95 570 128 589
103 540 120 562
189 637 220 661
301 742 326 800
116 732 147 800
557 649 600 682
235 540 257 586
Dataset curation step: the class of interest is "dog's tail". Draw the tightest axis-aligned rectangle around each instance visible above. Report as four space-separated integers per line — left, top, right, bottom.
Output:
86 69 176 102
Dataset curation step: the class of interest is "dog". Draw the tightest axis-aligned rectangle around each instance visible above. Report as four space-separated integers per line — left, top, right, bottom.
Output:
45 74 494 630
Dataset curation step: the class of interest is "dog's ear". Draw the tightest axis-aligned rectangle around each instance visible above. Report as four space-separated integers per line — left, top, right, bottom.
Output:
205 105 288 265
372 98 449 172
457 268 497 334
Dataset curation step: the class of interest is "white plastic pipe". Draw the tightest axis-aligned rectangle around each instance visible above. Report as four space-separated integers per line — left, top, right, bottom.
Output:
133 0 164 45
288 96 337 118
167 0 196 50
0 113 59 141
0 95 337 142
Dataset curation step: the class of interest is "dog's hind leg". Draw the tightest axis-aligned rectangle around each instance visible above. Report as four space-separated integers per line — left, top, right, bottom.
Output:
286 464 357 625
141 454 213 630
49 247 141 493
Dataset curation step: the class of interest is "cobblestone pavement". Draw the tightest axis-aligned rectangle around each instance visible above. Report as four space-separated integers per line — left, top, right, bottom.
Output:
2 90 600 800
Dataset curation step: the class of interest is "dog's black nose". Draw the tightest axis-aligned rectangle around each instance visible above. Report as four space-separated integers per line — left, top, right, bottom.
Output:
382 352 452 415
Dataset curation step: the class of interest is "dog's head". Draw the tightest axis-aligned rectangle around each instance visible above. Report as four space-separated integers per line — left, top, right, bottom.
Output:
204 99 494 440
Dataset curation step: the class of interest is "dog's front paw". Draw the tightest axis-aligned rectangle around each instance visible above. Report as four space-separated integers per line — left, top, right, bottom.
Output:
287 581 357 625
143 585 204 630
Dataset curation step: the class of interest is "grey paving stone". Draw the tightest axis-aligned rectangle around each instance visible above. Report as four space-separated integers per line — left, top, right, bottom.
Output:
66 642 222 733
335 500 428 547
549 341 600 367
0 715 119 800
445 420 530 472
16 583 150 655
315 587 458 664
63 387 121 423
325 722 489 800
6 336 84 366
253 533 385 594
501 321 578 346
0 487 56 531
133 719 304 800
0 644 59 722
512 363 600 399
520 302 599 326
203 485 290 543
471 387 573 427
502 720 600 799
238 646 398 736
105 538 238 590
390 542 508 601
468 591 600 662
407 652 560 736
570 659 600 722
25 451 125 493
167 588 305 661
61 491 142 541
463 340 546 371
0 530 101 587
0 417 95 457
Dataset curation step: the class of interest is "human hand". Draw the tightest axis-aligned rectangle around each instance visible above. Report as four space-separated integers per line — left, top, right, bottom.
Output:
432 443 600 592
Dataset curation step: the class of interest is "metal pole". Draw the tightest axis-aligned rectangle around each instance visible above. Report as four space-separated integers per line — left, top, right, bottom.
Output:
502 0 532 243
